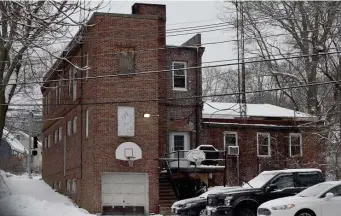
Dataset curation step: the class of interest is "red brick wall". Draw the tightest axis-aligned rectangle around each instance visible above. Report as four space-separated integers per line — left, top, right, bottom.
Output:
203 123 325 185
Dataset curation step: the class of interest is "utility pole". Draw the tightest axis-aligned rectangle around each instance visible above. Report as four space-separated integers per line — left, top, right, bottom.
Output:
28 111 33 179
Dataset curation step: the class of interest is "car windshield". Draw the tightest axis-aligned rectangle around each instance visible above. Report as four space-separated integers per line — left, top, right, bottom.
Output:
242 172 277 188
297 183 334 197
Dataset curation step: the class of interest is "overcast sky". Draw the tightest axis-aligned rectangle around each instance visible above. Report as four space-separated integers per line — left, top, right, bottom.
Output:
101 0 237 64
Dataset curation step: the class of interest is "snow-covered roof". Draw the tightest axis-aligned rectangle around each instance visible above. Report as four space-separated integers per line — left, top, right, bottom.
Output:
203 102 313 120
2 129 27 153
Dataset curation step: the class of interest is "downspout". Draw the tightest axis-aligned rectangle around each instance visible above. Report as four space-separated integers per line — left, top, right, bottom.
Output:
195 47 201 148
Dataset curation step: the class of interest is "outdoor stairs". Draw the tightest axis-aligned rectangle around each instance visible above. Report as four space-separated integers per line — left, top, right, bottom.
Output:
159 173 178 216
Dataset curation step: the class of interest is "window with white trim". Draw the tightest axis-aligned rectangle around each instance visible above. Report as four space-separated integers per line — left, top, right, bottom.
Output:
68 69 72 95
172 61 187 90
54 130 58 144
290 133 302 157
58 127 62 142
73 116 77 134
72 179 77 193
85 110 89 138
257 132 271 157
48 135 51 148
85 52 89 78
67 180 71 194
67 121 72 136
223 132 238 150
72 67 77 101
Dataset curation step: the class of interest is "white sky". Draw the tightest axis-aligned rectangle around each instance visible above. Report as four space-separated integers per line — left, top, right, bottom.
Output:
100 0 237 64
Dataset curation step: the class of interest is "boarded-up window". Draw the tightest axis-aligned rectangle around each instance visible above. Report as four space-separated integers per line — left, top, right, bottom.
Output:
118 47 136 75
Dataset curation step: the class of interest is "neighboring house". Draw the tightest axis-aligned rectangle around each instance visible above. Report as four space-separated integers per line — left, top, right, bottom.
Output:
0 129 27 173
202 102 325 185
12 131 42 173
41 3 204 215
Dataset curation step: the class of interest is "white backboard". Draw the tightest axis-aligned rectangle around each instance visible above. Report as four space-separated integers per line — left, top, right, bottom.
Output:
186 149 206 165
116 142 142 161
117 106 135 137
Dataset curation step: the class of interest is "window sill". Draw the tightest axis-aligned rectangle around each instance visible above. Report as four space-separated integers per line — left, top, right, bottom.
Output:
257 155 271 158
173 88 188 92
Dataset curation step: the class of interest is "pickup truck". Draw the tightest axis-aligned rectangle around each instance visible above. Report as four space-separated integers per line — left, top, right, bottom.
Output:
206 168 324 216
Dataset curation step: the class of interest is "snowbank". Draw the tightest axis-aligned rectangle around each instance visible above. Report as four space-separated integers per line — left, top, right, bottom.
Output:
0 170 95 216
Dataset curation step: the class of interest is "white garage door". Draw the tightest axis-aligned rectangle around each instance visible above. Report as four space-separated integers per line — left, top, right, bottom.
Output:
101 172 149 212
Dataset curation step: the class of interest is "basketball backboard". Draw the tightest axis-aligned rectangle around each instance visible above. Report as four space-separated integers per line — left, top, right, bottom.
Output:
115 142 142 161
186 149 206 166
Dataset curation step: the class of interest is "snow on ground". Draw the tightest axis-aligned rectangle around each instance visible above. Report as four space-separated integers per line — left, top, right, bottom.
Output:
0 170 95 216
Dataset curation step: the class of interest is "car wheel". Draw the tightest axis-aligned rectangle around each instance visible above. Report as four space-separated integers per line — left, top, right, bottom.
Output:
199 209 206 216
295 210 316 216
237 208 256 216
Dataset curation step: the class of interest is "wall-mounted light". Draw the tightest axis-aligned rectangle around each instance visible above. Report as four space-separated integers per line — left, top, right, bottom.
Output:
143 113 151 118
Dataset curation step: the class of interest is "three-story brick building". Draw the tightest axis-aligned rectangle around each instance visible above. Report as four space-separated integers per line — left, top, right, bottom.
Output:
41 3 204 215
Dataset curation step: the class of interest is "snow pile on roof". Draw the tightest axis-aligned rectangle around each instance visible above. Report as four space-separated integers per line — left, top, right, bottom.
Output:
2 129 27 153
203 101 312 119
0 170 95 216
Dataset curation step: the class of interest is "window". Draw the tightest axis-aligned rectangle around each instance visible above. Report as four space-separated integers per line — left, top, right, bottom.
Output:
44 137 47 149
271 175 295 191
85 52 89 78
58 80 62 104
59 181 62 189
48 135 51 148
224 132 238 150
290 133 302 157
298 173 321 187
118 48 136 74
67 121 72 136
68 69 72 95
257 132 271 157
72 179 77 193
73 117 77 134
55 83 58 106
85 110 89 138
172 61 187 90
73 67 77 101
67 180 71 193
54 130 58 144
327 185 341 197
58 127 62 142
174 135 185 158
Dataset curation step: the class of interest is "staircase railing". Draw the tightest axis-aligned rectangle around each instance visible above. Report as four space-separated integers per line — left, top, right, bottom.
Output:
164 153 180 198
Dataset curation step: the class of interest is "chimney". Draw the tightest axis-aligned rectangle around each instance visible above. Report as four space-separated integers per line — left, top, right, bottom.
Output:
132 3 166 21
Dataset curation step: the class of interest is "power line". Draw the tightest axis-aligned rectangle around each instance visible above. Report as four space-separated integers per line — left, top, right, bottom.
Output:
4 79 341 107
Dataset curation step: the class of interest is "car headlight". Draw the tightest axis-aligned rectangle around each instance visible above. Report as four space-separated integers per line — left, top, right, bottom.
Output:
224 196 233 206
184 203 196 208
271 204 295 210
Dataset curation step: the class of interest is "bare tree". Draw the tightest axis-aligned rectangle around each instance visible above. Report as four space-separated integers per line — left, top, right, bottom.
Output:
0 1 105 141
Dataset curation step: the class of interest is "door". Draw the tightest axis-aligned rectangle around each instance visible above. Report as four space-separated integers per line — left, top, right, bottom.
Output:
101 172 149 215
321 185 341 216
169 132 190 168
265 174 297 201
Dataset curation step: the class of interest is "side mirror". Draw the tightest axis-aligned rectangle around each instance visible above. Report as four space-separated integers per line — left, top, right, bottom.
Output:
266 184 278 193
325 192 334 201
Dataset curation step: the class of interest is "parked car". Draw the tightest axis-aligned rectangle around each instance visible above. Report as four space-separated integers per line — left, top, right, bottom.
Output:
171 186 239 216
193 145 220 166
206 168 324 216
257 181 341 216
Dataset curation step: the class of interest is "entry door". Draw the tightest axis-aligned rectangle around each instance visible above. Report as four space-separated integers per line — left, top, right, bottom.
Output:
169 132 190 168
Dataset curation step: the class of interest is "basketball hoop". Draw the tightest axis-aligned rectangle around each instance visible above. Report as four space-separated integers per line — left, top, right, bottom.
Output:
126 156 135 167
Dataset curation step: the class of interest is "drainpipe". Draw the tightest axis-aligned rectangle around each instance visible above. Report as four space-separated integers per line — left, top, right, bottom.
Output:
195 47 201 148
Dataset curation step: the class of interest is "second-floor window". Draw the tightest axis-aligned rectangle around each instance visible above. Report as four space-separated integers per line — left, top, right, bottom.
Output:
257 132 271 157
48 135 51 148
85 52 89 78
67 120 72 136
59 127 62 142
118 48 136 75
290 133 302 157
73 116 77 134
172 61 187 90
54 130 58 144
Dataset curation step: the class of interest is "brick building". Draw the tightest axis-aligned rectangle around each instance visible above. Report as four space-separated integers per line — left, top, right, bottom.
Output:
202 102 325 186
41 3 204 215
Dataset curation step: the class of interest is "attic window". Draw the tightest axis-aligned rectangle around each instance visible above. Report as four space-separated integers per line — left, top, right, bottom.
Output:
118 47 136 75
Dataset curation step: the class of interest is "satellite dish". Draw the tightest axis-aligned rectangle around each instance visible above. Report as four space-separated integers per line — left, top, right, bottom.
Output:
186 149 206 166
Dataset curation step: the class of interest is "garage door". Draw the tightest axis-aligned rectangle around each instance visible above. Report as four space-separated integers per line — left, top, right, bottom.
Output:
101 172 149 215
